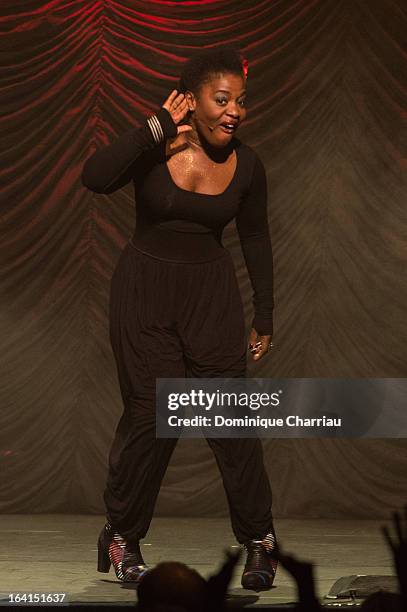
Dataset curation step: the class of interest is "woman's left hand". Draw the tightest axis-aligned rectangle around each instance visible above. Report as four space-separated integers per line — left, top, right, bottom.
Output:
248 328 273 361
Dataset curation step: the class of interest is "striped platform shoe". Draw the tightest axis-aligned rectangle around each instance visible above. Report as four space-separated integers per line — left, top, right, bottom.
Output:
97 522 151 583
241 533 278 592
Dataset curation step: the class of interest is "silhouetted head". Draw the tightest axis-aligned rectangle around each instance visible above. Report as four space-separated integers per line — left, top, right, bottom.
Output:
136 561 208 612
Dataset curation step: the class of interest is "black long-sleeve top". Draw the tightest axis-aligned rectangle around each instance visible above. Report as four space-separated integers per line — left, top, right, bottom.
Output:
81 107 274 335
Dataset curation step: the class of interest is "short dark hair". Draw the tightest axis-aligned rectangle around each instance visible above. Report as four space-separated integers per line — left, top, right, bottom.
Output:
178 45 245 97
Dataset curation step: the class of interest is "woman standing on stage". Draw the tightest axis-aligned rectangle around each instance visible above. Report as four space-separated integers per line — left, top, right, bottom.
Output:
82 46 278 592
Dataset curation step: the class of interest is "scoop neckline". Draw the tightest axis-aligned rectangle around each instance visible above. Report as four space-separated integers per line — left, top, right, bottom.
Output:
164 143 240 197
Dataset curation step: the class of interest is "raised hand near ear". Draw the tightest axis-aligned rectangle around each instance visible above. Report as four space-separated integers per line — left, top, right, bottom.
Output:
162 90 193 156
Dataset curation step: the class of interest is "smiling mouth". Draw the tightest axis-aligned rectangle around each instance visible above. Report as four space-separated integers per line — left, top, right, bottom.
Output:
218 124 238 134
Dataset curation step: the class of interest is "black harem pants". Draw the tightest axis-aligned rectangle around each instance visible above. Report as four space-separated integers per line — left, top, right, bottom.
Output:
104 240 275 545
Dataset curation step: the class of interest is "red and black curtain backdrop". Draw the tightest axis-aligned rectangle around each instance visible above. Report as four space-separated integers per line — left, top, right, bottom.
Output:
1 1 406 516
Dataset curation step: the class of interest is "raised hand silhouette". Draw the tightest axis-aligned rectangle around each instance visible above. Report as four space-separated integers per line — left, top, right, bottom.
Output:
274 542 321 612
381 505 407 608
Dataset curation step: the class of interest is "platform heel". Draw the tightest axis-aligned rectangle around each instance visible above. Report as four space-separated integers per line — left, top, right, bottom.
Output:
97 526 112 573
96 521 150 584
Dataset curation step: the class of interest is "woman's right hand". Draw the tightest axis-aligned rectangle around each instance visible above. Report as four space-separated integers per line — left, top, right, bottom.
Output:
162 90 193 156
162 89 192 132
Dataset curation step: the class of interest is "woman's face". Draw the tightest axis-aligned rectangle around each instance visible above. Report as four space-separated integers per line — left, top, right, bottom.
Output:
186 72 247 147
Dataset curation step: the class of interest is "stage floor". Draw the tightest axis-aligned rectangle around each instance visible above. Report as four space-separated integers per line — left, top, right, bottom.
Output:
0 515 396 608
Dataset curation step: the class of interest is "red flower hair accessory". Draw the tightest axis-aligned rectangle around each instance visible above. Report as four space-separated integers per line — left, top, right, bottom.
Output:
242 58 249 78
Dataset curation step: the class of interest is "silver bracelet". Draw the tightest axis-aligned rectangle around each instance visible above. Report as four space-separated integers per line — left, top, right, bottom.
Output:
147 114 164 144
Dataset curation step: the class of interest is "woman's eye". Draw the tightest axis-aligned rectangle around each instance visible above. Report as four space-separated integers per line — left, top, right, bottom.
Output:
215 98 246 107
